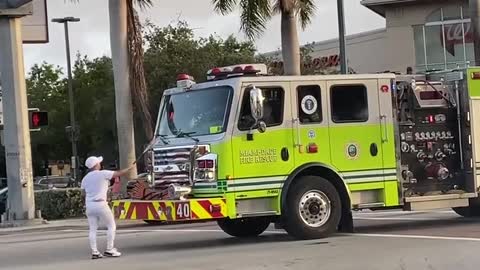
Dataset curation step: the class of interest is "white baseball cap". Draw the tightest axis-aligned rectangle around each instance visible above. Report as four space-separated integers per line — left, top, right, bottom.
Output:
85 156 103 169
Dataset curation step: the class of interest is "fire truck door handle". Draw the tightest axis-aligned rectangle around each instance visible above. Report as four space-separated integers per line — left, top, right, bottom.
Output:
380 115 388 142
370 143 378 157
293 118 301 147
281 147 289 161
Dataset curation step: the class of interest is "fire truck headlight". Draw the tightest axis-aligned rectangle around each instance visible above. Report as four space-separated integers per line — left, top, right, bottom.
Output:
194 153 217 182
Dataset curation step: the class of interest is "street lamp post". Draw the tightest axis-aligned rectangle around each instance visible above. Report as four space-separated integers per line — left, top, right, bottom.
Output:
337 0 347 74
52 17 80 182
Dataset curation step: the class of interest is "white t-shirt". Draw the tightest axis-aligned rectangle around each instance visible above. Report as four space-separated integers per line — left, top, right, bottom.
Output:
81 170 114 203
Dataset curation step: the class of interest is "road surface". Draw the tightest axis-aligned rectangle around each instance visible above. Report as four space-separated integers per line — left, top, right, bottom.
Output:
1 210 480 270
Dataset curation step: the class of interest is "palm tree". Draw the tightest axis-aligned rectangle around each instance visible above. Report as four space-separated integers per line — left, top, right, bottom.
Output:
212 0 316 75
71 0 154 194
109 0 155 194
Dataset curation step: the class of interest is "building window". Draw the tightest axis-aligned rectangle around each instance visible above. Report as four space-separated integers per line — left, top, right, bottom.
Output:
330 85 368 123
297 85 322 124
413 5 472 72
238 87 284 131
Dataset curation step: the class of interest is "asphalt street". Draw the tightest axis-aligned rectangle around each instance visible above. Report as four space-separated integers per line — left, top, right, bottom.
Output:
2 210 480 270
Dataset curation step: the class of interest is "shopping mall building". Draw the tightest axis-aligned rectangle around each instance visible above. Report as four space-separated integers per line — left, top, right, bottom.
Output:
265 0 473 74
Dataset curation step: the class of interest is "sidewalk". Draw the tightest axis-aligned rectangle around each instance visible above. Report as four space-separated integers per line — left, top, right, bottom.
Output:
0 218 145 235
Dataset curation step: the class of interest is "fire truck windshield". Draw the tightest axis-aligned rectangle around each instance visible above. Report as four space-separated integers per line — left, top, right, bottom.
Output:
156 86 233 138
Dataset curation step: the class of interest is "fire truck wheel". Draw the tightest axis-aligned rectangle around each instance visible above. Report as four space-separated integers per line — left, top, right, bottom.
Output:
452 206 480 217
283 175 341 239
217 217 271 238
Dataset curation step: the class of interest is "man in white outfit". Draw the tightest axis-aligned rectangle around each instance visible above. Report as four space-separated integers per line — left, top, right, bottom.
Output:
81 156 134 259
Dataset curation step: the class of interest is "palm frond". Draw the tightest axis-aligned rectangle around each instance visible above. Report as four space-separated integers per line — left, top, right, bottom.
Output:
212 0 238 15
296 0 316 29
135 0 153 10
127 0 154 140
239 0 272 40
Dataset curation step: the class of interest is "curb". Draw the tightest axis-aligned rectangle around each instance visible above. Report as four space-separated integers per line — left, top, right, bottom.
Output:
0 220 145 235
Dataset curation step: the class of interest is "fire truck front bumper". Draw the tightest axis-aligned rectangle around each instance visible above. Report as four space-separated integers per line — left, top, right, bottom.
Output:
112 198 227 222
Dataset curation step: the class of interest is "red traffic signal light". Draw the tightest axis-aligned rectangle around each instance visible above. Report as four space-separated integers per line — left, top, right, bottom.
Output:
29 111 48 129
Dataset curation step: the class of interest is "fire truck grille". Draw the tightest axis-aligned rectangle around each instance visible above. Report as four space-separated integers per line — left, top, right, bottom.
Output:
152 147 193 189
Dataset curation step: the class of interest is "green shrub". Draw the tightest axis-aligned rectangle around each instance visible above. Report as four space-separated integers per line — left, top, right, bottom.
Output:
35 188 85 220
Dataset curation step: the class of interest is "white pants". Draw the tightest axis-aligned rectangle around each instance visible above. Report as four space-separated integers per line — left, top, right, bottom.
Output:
86 202 116 252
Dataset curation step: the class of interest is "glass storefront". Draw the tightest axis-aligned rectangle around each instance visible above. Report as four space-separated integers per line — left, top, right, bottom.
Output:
413 5 473 72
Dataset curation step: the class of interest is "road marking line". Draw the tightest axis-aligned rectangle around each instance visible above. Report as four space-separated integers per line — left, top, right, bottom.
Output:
353 217 439 221
351 233 480 242
353 210 454 216
61 229 480 242
62 228 286 234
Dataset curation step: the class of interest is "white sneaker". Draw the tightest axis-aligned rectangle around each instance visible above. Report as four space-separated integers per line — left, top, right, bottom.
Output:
104 248 122 257
91 251 103 260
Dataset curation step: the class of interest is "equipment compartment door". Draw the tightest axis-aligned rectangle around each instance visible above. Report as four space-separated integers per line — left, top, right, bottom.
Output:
289 81 331 167
326 80 389 190
467 68 480 191
231 82 295 193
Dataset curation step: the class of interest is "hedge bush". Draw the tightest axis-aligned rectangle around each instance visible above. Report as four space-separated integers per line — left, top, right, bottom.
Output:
35 188 85 220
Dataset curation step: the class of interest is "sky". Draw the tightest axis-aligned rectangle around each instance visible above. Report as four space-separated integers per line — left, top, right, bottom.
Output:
22 0 386 72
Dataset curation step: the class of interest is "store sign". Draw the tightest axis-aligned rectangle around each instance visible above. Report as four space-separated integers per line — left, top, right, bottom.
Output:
442 22 473 56
270 54 340 70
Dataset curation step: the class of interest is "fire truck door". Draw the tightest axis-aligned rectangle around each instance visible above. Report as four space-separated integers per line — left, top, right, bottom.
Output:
231 82 295 193
326 80 391 195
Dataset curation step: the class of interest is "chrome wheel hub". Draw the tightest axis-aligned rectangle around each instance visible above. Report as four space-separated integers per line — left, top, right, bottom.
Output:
298 190 331 227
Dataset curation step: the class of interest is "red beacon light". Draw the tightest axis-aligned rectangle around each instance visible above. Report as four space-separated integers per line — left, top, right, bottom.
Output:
232 66 244 73
211 68 222 75
243 65 258 73
176 73 195 89
177 73 190 81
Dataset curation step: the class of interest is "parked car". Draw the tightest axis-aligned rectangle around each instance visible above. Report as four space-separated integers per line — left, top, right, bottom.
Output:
34 176 77 190
0 177 7 189
0 187 7 217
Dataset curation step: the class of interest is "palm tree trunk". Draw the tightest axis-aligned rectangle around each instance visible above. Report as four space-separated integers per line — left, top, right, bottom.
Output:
281 10 301 75
109 0 137 195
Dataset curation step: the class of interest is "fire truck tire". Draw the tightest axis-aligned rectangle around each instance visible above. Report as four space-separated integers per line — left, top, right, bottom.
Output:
452 206 480 217
283 175 341 240
217 217 271 238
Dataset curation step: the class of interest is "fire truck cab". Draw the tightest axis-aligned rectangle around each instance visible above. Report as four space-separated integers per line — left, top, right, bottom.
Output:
112 65 480 239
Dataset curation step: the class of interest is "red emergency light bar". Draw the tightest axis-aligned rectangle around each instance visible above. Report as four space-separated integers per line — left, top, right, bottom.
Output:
207 64 267 81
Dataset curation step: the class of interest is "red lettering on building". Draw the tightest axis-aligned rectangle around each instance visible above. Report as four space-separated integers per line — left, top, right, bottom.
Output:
269 54 340 71
442 22 473 56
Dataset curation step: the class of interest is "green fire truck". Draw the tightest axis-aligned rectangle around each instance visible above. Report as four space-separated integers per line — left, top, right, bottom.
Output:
112 64 480 239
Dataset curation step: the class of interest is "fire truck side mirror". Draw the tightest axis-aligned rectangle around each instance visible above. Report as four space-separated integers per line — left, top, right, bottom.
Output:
249 86 264 122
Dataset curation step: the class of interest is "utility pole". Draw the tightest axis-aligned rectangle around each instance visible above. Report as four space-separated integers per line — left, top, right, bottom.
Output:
471 0 480 66
337 0 348 74
0 0 37 224
52 17 80 183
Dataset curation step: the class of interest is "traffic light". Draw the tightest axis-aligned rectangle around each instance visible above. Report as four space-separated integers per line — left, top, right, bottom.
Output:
29 111 48 129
